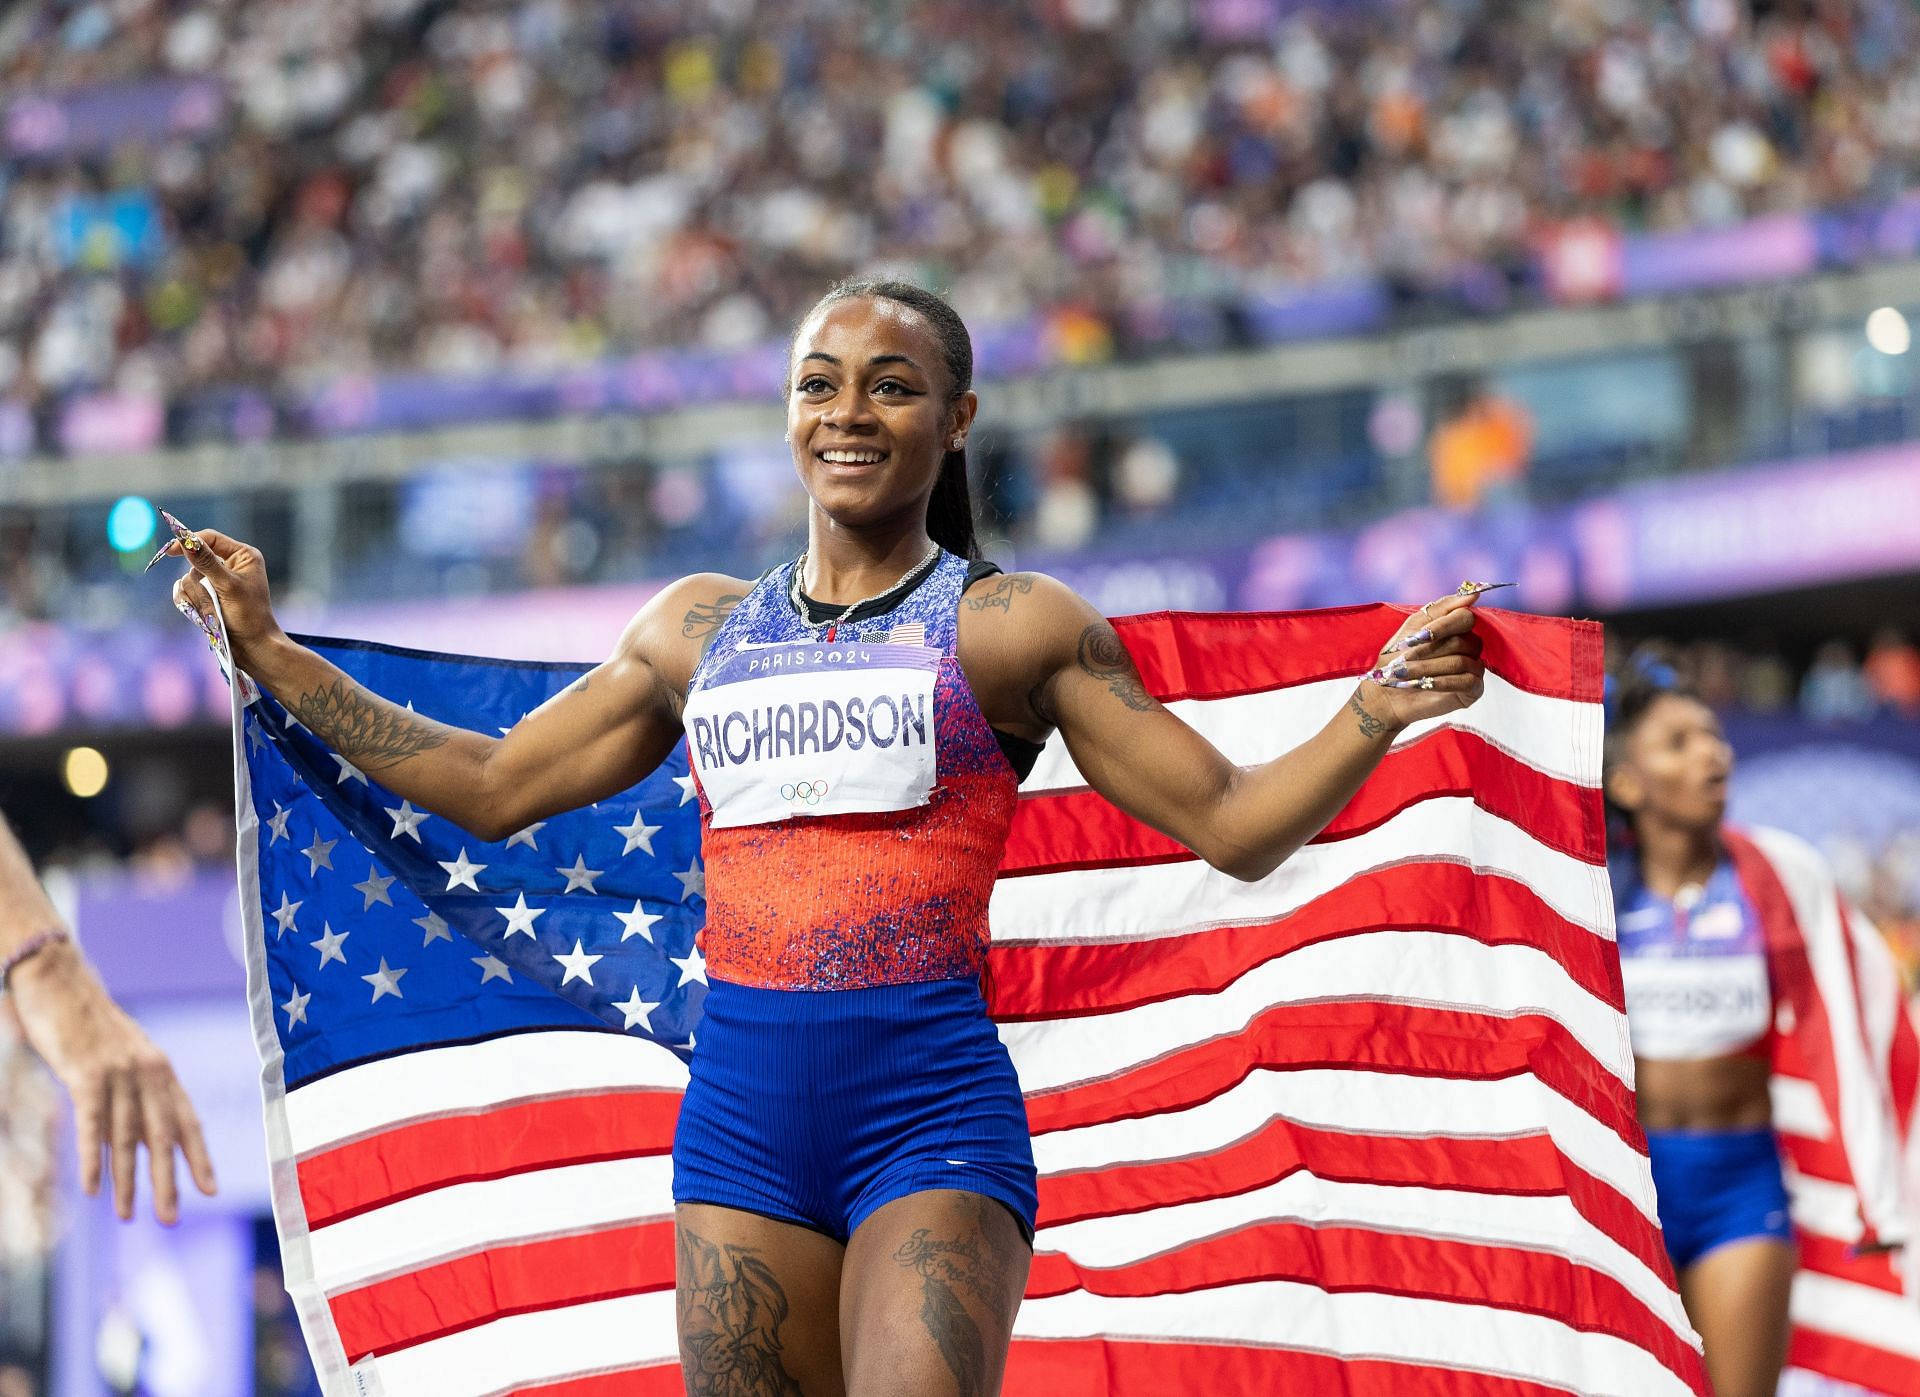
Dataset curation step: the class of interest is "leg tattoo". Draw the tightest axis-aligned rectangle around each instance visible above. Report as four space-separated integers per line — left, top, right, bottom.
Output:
892 1201 1017 1397
676 1227 804 1396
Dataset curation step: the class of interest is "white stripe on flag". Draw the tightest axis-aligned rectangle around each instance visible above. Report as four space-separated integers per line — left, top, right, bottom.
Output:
989 798 1615 945
1785 1174 1866 1246
1771 1074 1832 1142
1010 1281 1699 1397
1033 1172 1691 1335
286 1030 687 1156
999 930 1632 1095
1030 1067 1659 1222
1789 1270 1920 1361
1024 673 1601 794
361 1290 679 1397
308 1155 675 1293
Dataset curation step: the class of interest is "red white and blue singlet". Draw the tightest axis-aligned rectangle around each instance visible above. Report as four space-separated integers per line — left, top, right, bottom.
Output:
670 550 1040 1240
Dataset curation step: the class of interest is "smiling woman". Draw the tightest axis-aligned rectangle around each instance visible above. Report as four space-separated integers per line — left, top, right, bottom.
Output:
159 277 1489 1397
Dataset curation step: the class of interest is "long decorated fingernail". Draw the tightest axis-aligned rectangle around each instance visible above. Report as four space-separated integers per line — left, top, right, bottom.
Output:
1386 628 1432 652
141 540 177 574
1455 580 1516 597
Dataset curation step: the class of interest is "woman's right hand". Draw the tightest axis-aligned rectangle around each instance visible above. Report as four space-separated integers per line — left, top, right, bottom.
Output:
166 528 286 672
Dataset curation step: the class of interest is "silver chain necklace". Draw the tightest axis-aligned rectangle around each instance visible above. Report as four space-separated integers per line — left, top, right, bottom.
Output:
789 542 939 641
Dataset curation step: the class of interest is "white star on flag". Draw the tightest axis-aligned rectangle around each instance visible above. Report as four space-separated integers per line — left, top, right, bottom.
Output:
301 834 337 876
673 857 705 902
505 822 546 851
612 986 660 1031
553 940 604 987
283 711 307 734
310 923 349 969
280 985 310 1028
494 892 546 939
413 911 451 946
270 892 302 938
362 957 408 1003
265 802 291 844
247 720 267 756
672 773 696 805
555 855 603 894
613 813 661 857
331 754 369 786
385 800 429 842
439 848 486 891
353 865 397 910
472 954 513 985
613 900 662 943
670 943 708 987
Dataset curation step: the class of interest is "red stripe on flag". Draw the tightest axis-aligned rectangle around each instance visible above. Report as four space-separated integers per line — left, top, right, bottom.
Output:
1003 1338 1595 1397
1794 1233 1908 1294
1038 1114 1671 1283
1022 1000 1641 1150
298 1090 680 1228
990 862 1624 1021
329 1218 676 1359
1004 727 1603 877
1787 1326 1920 1397
1112 607 1600 704
1023 1221 1701 1384
515 1365 684 1397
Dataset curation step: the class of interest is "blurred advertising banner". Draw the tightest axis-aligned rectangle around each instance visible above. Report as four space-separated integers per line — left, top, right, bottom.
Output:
1573 441 1920 608
5 78 223 157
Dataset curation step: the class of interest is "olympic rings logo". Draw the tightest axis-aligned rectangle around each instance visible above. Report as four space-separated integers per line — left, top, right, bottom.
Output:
781 780 830 805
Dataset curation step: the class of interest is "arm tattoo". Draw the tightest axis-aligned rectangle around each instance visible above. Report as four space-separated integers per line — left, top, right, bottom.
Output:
287 679 455 771
963 573 1034 612
675 1227 803 1396
1075 623 1156 712
1348 691 1389 741
682 593 746 657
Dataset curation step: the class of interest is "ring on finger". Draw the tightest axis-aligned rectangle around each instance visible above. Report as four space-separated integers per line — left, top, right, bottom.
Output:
1418 676 1435 690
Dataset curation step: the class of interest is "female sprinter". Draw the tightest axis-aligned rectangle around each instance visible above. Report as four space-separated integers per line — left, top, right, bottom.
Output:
167 280 1486 1396
1605 655 1795 1397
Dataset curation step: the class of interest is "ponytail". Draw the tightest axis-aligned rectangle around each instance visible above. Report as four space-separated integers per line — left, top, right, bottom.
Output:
928 446 981 561
796 277 982 561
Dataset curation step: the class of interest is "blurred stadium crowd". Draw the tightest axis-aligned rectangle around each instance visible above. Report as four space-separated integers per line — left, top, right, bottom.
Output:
4 0 1920 422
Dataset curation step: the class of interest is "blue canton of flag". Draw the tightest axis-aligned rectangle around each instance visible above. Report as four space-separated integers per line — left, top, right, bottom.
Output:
244 634 707 1090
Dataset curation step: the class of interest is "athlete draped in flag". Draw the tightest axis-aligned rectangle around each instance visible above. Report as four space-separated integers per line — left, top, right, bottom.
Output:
1605 653 1915 1397
164 279 1488 1396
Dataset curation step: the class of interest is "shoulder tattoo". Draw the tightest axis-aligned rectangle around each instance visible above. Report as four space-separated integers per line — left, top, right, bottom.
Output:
681 592 745 657
963 573 1034 613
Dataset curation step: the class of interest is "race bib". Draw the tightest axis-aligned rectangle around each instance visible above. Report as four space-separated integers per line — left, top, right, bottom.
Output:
683 640 941 828
1621 953 1771 1060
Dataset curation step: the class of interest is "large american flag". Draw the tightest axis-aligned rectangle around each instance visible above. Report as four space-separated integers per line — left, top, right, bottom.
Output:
225 604 1719 1396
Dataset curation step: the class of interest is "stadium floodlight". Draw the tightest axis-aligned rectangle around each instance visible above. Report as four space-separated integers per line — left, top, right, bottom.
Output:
1865 306 1911 356
106 495 158 553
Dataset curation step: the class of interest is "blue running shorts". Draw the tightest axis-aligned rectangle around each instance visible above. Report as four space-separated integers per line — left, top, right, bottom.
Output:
1645 1125 1794 1270
672 975 1038 1243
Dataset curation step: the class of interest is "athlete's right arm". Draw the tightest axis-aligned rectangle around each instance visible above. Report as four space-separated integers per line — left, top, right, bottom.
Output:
166 527 744 841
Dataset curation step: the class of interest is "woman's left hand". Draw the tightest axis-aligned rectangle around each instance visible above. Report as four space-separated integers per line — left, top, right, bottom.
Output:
1354 590 1487 731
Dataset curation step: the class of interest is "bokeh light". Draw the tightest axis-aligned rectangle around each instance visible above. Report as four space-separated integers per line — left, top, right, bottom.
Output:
1865 306 1911 356
61 745 110 798
106 495 158 553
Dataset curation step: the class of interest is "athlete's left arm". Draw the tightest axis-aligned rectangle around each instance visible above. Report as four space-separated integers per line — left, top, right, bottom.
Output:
959 573 1485 883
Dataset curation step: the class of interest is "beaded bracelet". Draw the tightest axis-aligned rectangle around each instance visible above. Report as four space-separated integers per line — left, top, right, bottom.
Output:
0 927 71 992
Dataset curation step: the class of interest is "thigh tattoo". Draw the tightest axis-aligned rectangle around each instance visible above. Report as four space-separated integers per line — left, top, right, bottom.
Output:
892 1200 1019 1397
676 1227 804 1397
